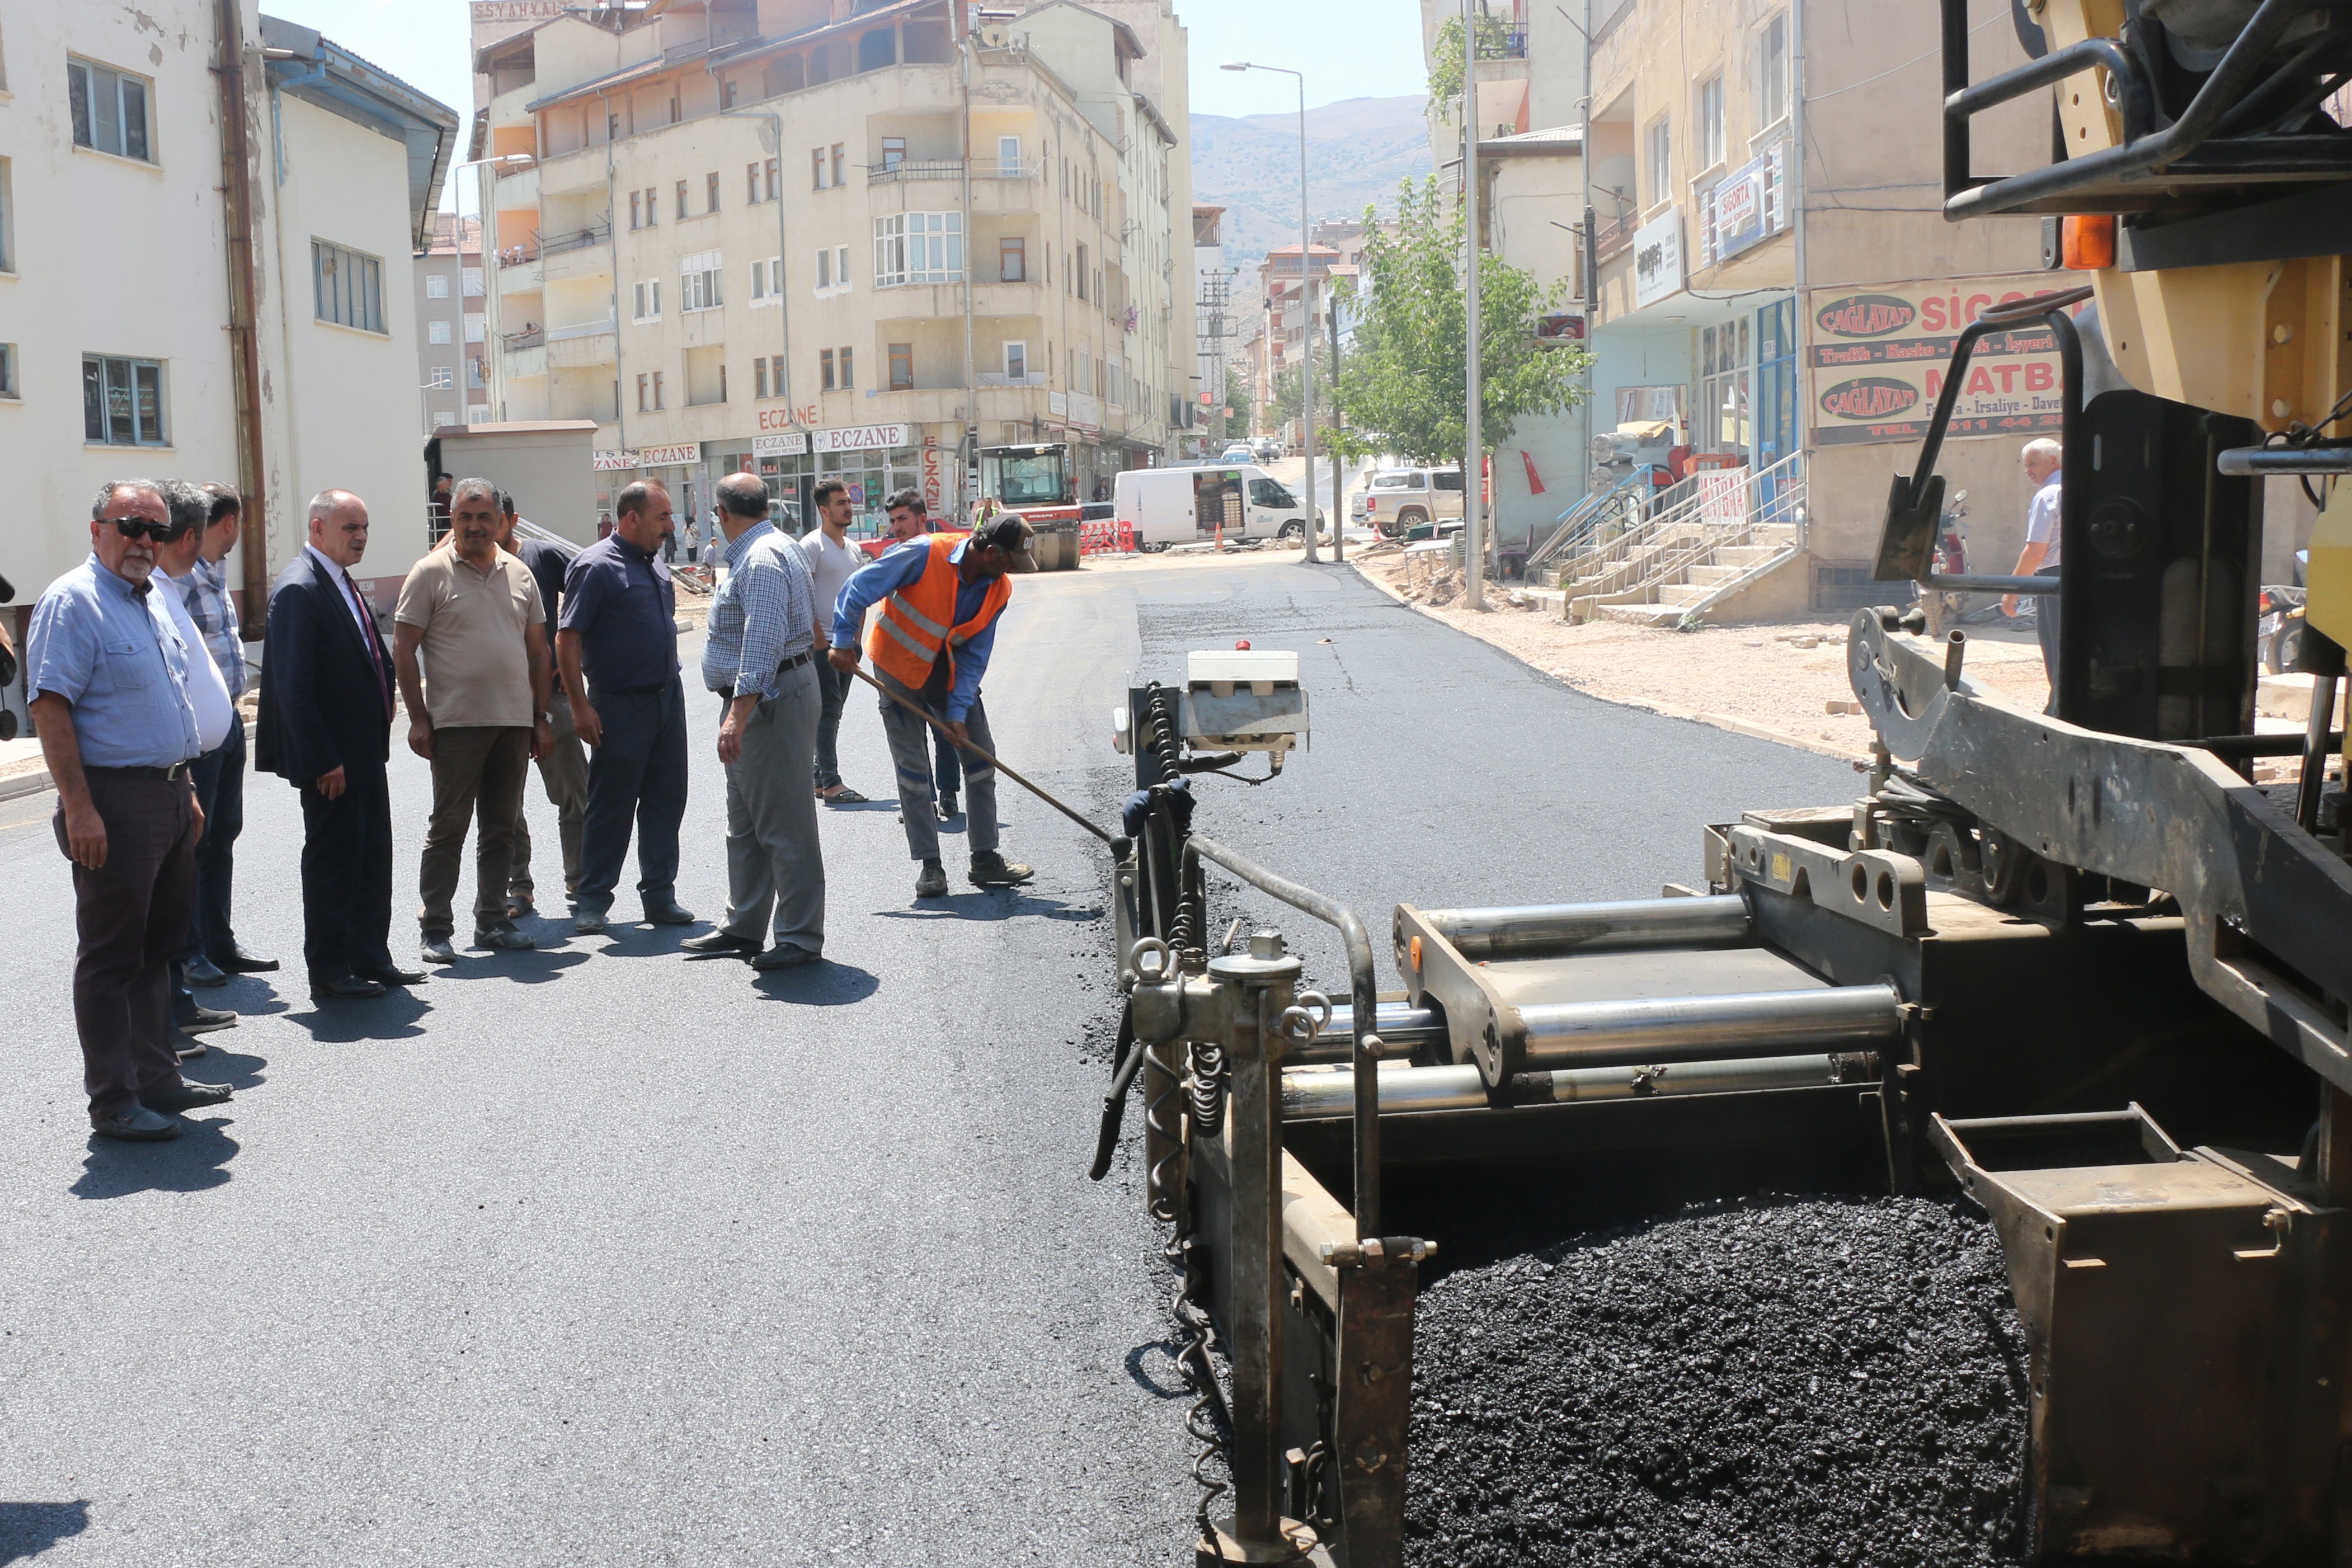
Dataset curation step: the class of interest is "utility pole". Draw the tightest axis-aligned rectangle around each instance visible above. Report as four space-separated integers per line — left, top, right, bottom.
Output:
1461 0 1487 609
1329 285 1345 562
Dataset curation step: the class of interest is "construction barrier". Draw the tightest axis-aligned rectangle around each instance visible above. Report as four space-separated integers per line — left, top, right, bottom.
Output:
1079 520 1136 555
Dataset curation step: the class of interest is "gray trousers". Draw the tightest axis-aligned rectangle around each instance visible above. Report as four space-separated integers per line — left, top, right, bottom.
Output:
877 666 998 864
511 693 588 900
721 660 826 953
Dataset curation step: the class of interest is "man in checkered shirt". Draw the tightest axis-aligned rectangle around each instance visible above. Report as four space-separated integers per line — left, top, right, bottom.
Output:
682 472 827 970
171 482 277 985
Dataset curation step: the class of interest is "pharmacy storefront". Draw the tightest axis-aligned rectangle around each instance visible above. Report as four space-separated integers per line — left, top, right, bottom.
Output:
592 443 708 536
705 422 965 539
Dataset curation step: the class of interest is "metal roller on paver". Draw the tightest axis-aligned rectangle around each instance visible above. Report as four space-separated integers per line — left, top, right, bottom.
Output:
1088 3 2352 1561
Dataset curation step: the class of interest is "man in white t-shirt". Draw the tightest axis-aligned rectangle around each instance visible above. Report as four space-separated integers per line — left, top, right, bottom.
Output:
798 478 868 804
2003 438 2064 693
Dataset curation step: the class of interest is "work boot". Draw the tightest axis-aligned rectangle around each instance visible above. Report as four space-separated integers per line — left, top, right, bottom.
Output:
968 850 1033 888
937 792 958 821
474 921 536 951
914 859 949 898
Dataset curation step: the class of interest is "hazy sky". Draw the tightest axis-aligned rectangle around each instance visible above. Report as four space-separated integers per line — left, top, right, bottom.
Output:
260 0 1431 211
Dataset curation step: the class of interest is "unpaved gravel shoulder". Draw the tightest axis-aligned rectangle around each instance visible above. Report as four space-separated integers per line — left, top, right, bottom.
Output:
1352 550 2052 762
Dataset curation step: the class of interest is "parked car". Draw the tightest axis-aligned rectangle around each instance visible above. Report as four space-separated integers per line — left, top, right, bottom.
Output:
1353 465 1465 536
1114 464 1315 549
1219 441 1255 462
1252 437 1281 464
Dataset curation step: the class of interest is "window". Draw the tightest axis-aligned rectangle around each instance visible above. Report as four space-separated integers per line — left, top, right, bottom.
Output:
1646 119 1672 206
820 347 836 390
750 256 783 304
882 136 905 172
82 355 167 445
1760 13 1791 128
642 185 659 225
433 408 456 429
313 240 386 333
0 157 11 272
463 267 485 298
722 77 739 109
608 112 622 143
832 244 850 290
652 370 665 409
637 372 650 411
427 366 454 389
707 171 721 212
838 346 853 388
1076 242 1089 300
632 279 662 321
675 178 689 219
680 251 723 312
631 190 642 229
872 211 963 286
429 319 453 345
68 59 152 163
463 312 486 344
425 273 450 299
1004 341 1027 380
755 357 770 399
467 403 490 425
0 343 17 399
1699 316 1753 460
831 144 846 185
1697 76 1725 173
998 135 1020 177
1000 235 1026 282
467 357 486 390
813 147 829 189
816 247 832 290
888 342 913 390
747 161 763 203
765 157 780 199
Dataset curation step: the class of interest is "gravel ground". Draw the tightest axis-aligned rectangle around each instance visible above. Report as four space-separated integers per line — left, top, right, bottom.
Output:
1405 1194 2030 1568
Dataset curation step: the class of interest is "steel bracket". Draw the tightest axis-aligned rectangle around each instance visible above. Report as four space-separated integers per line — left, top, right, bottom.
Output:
1722 822 1928 940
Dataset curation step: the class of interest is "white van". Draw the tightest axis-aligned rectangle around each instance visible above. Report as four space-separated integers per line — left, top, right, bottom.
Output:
1114 465 1314 550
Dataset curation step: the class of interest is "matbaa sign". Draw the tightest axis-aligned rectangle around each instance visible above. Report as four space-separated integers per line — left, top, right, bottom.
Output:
813 422 910 454
1633 211 1684 311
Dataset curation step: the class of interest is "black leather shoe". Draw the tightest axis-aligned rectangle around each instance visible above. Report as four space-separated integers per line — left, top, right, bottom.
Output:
185 955 229 987
751 944 821 971
176 1000 237 1033
680 931 762 957
642 901 697 925
310 975 387 1001
169 1027 209 1061
142 1080 233 1112
356 964 427 987
93 1106 179 1141
210 946 280 974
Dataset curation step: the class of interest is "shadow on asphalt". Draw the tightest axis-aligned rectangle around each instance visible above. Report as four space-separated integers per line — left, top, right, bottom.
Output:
286 991 430 1043
187 1040 267 1094
0 1500 90 1562
72 1117 238 1198
751 960 879 1007
1123 1339 1188 1400
872 890 1102 924
424 949 594 986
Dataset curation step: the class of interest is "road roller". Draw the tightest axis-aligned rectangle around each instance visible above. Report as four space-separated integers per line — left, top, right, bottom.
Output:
1090 1 2352 1561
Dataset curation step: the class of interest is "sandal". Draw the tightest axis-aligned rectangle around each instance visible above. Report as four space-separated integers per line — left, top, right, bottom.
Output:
821 787 869 805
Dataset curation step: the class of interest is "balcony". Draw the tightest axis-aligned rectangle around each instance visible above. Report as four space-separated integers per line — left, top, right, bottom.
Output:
540 221 610 258
497 256 544 295
505 343 547 381
1593 209 1639 263
546 319 616 369
975 370 1049 388
865 157 1041 186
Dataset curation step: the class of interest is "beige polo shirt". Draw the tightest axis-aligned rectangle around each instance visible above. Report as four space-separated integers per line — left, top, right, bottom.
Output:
393 545 544 728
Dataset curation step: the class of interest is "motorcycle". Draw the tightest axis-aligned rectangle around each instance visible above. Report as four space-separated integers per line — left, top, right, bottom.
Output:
2260 583 2308 675
1922 489 1971 638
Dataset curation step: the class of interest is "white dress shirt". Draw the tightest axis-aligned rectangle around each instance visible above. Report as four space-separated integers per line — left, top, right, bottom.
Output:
159 578 234 752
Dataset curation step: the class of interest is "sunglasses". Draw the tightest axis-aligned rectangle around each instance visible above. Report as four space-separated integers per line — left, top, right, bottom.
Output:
101 516 193 544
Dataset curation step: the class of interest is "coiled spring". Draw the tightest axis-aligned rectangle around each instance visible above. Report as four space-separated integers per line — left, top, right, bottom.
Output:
1186 1039 1229 1136
1175 1238 1233 1562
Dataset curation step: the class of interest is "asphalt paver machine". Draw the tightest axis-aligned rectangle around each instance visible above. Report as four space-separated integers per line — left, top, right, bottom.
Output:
1093 3 2352 1560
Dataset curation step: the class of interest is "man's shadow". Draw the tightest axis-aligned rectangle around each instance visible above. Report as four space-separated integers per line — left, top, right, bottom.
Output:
284 990 430 1043
0 1500 91 1564
751 961 881 1007
72 1117 239 1199
873 889 1103 925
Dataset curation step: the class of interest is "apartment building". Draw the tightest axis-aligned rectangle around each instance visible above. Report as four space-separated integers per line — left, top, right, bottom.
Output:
471 0 1193 533
415 216 488 435
1 3 456 731
1579 0 2058 610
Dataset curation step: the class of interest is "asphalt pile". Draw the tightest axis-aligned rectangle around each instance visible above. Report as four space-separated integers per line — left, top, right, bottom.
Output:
1405 1194 2030 1568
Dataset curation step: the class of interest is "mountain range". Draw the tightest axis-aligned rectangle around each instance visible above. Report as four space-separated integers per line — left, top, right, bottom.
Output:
1190 94 1433 272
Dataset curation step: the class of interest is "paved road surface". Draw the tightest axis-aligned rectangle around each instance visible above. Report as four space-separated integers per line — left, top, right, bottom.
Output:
0 556 1851 1565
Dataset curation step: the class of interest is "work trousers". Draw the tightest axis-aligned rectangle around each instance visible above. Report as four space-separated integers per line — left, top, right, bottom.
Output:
720 661 825 952
812 658 849 790
418 725 532 940
511 694 587 902
2034 563 2062 706
934 726 963 802
60 771 196 1122
301 761 394 983
185 720 248 963
877 666 998 864
577 676 688 915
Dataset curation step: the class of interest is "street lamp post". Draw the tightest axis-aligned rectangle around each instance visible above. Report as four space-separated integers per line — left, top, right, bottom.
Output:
1222 60 1319 564
1460 0 1487 610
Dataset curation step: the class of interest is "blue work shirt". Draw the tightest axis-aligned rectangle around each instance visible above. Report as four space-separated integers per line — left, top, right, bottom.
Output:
559 533 677 693
831 535 1001 722
26 554 204 768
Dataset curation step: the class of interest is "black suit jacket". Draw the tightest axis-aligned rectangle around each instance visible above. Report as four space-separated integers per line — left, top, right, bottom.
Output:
256 550 393 786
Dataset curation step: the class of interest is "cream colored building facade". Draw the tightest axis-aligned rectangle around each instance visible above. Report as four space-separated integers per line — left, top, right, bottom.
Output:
472 0 1193 534
2 2 455 729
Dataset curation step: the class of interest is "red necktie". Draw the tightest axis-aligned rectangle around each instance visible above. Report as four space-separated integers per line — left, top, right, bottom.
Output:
343 568 393 721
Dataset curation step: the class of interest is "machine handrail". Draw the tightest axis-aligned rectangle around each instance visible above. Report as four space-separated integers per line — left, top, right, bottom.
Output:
1185 835 1385 1239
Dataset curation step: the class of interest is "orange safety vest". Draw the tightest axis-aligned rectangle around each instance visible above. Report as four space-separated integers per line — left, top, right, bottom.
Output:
866 533 1013 691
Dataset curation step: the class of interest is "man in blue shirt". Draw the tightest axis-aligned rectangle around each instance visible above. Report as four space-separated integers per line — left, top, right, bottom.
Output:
828 512 1036 898
558 479 693 934
27 479 236 1142
2003 438 2064 699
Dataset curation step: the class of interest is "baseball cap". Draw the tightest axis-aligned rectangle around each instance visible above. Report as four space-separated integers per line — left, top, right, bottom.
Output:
979 513 1039 573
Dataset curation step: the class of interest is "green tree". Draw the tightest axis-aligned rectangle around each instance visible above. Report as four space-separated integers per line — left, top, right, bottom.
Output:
1222 362 1255 434
1330 176 1590 467
1426 14 1518 124
1269 360 1304 427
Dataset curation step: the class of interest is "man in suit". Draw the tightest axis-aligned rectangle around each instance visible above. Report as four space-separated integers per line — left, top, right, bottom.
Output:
256 490 426 1001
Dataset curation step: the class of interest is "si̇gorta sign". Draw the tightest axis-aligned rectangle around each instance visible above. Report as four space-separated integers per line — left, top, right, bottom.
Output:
1808 278 2079 448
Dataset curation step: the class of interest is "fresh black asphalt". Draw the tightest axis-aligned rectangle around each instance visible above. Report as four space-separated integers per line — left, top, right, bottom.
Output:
1 556 1854 1564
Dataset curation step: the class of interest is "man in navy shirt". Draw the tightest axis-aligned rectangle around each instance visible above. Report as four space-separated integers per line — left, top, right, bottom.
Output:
558 479 693 934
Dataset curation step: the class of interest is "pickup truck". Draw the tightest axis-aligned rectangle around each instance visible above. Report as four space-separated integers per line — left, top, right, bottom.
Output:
1351 466 1465 536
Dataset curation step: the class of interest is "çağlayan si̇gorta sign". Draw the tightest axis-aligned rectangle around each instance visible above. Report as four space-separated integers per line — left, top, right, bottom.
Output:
1808 280 2076 448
